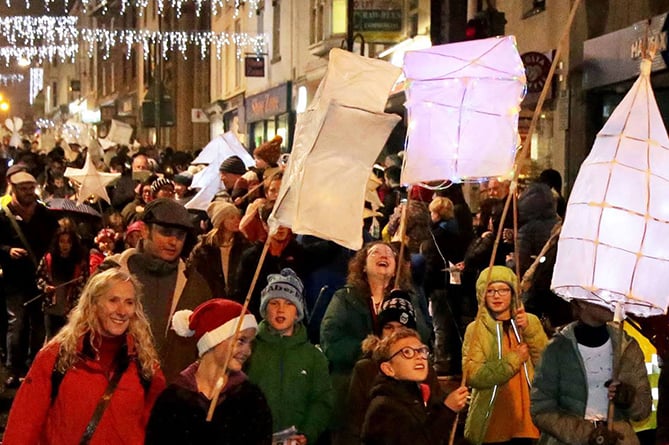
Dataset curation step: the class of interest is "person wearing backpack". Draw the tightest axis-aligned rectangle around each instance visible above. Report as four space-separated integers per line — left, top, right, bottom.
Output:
3 268 166 445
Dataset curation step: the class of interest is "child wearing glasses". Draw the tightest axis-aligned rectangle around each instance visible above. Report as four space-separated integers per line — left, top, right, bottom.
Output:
361 327 469 445
463 265 548 445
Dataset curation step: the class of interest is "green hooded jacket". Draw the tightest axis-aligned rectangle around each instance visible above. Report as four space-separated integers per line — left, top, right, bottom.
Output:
463 265 548 444
246 321 334 443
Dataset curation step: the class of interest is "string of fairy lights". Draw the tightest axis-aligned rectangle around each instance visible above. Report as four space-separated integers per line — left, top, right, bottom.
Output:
4 0 260 18
0 7 266 65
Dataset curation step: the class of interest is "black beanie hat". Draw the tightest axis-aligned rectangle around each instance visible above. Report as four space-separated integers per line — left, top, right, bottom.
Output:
218 156 247 175
376 290 417 335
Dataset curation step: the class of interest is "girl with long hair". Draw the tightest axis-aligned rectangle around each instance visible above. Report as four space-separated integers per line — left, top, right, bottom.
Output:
37 226 88 339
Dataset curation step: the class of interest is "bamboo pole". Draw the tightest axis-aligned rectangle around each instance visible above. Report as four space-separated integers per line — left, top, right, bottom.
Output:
206 237 271 421
393 190 411 289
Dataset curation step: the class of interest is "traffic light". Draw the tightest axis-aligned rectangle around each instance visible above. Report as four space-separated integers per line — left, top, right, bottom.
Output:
465 9 507 40
465 17 489 40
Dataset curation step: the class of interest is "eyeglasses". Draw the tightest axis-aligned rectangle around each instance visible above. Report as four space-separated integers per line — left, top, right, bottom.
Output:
386 345 430 361
486 287 512 297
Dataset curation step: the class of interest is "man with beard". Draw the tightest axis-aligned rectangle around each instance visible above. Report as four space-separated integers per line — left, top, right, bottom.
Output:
0 172 58 387
101 198 212 382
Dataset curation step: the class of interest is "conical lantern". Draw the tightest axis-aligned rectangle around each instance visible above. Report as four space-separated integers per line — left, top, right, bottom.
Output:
552 59 669 317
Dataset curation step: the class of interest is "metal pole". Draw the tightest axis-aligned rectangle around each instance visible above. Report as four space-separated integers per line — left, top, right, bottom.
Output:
347 0 354 51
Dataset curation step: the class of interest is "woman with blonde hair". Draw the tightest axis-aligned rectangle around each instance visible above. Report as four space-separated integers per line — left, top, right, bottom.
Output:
4 268 166 445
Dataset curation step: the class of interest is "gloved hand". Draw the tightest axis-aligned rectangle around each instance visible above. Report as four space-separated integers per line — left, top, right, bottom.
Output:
587 424 622 445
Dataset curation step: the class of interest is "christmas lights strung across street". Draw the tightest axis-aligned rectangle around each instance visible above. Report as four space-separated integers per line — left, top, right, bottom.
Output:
0 45 79 65
3 0 260 18
0 16 266 65
0 74 25 85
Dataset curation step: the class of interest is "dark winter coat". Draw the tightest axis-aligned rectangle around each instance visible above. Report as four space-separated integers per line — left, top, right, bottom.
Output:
145 362 272 445
346 356 445 443
246 321 334 443
531 322 652 445
0 201 59 296
361 375 456 445
423 218 466 294
517 183 560 277
187 231 248 298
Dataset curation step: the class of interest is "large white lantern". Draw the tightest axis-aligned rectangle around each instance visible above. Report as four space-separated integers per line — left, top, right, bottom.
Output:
401 36 526 184
552 59 669 317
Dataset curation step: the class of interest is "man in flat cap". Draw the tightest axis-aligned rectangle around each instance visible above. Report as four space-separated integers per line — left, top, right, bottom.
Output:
101 198 212 382
0 171 59 387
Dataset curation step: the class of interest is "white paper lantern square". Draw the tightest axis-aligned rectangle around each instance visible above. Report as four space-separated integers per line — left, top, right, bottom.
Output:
648 176 669 220
552 59 669 316
598 208 644 253
560 204 602 241
606 166 647 215
642 219 669 257
401 36 526 184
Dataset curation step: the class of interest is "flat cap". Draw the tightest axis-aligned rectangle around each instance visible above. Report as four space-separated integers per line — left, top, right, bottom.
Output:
141 198 194 230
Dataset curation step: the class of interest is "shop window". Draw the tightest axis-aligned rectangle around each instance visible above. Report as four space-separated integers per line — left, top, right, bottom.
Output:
332 0 346 34
272 0 281 62
523 0 546 19
310 0 324 44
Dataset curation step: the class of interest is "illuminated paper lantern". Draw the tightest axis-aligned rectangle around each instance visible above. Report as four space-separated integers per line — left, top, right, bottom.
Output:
401 36 526 184
270 49 401 250
552 59 669 317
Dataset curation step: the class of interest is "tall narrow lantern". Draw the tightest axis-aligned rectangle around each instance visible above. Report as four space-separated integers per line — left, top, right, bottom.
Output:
552 59 669 317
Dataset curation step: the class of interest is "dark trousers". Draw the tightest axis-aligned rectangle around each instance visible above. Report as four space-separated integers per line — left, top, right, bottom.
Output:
44 314 66 340
6 291 45 376
430 285 473 376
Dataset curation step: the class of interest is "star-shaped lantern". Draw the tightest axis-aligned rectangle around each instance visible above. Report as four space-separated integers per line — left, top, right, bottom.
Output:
64 152 121 205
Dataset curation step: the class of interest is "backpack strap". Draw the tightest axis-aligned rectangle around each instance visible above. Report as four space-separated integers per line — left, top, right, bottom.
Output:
50 353 66 406
49 342 152 407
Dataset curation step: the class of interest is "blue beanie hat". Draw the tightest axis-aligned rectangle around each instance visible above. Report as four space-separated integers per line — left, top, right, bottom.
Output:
259 268 305 322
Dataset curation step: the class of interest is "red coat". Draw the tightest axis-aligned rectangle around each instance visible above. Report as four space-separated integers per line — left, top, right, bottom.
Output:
3 335 166 445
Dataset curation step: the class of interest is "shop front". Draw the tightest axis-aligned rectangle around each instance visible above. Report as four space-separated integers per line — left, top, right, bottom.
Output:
245 82 293 152
583 13 669 146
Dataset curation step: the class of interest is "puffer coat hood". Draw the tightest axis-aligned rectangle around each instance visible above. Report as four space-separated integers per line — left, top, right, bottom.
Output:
475 265 518 307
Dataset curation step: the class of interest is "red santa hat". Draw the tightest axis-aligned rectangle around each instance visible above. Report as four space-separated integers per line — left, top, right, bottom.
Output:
171 299 257 357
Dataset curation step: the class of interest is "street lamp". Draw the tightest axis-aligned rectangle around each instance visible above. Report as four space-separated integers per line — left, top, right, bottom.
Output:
0 101 8 112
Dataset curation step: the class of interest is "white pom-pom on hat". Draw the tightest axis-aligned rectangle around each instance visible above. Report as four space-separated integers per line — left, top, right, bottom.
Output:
172 309 195 337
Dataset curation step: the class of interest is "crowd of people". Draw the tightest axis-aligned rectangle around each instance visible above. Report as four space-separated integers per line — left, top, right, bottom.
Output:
0 136 665 445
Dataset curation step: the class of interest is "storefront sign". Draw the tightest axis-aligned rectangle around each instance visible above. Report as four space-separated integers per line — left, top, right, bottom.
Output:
353 0 404 43
522 52 551 93
245 56 265 77
584 12 669 89
245 83 290 123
